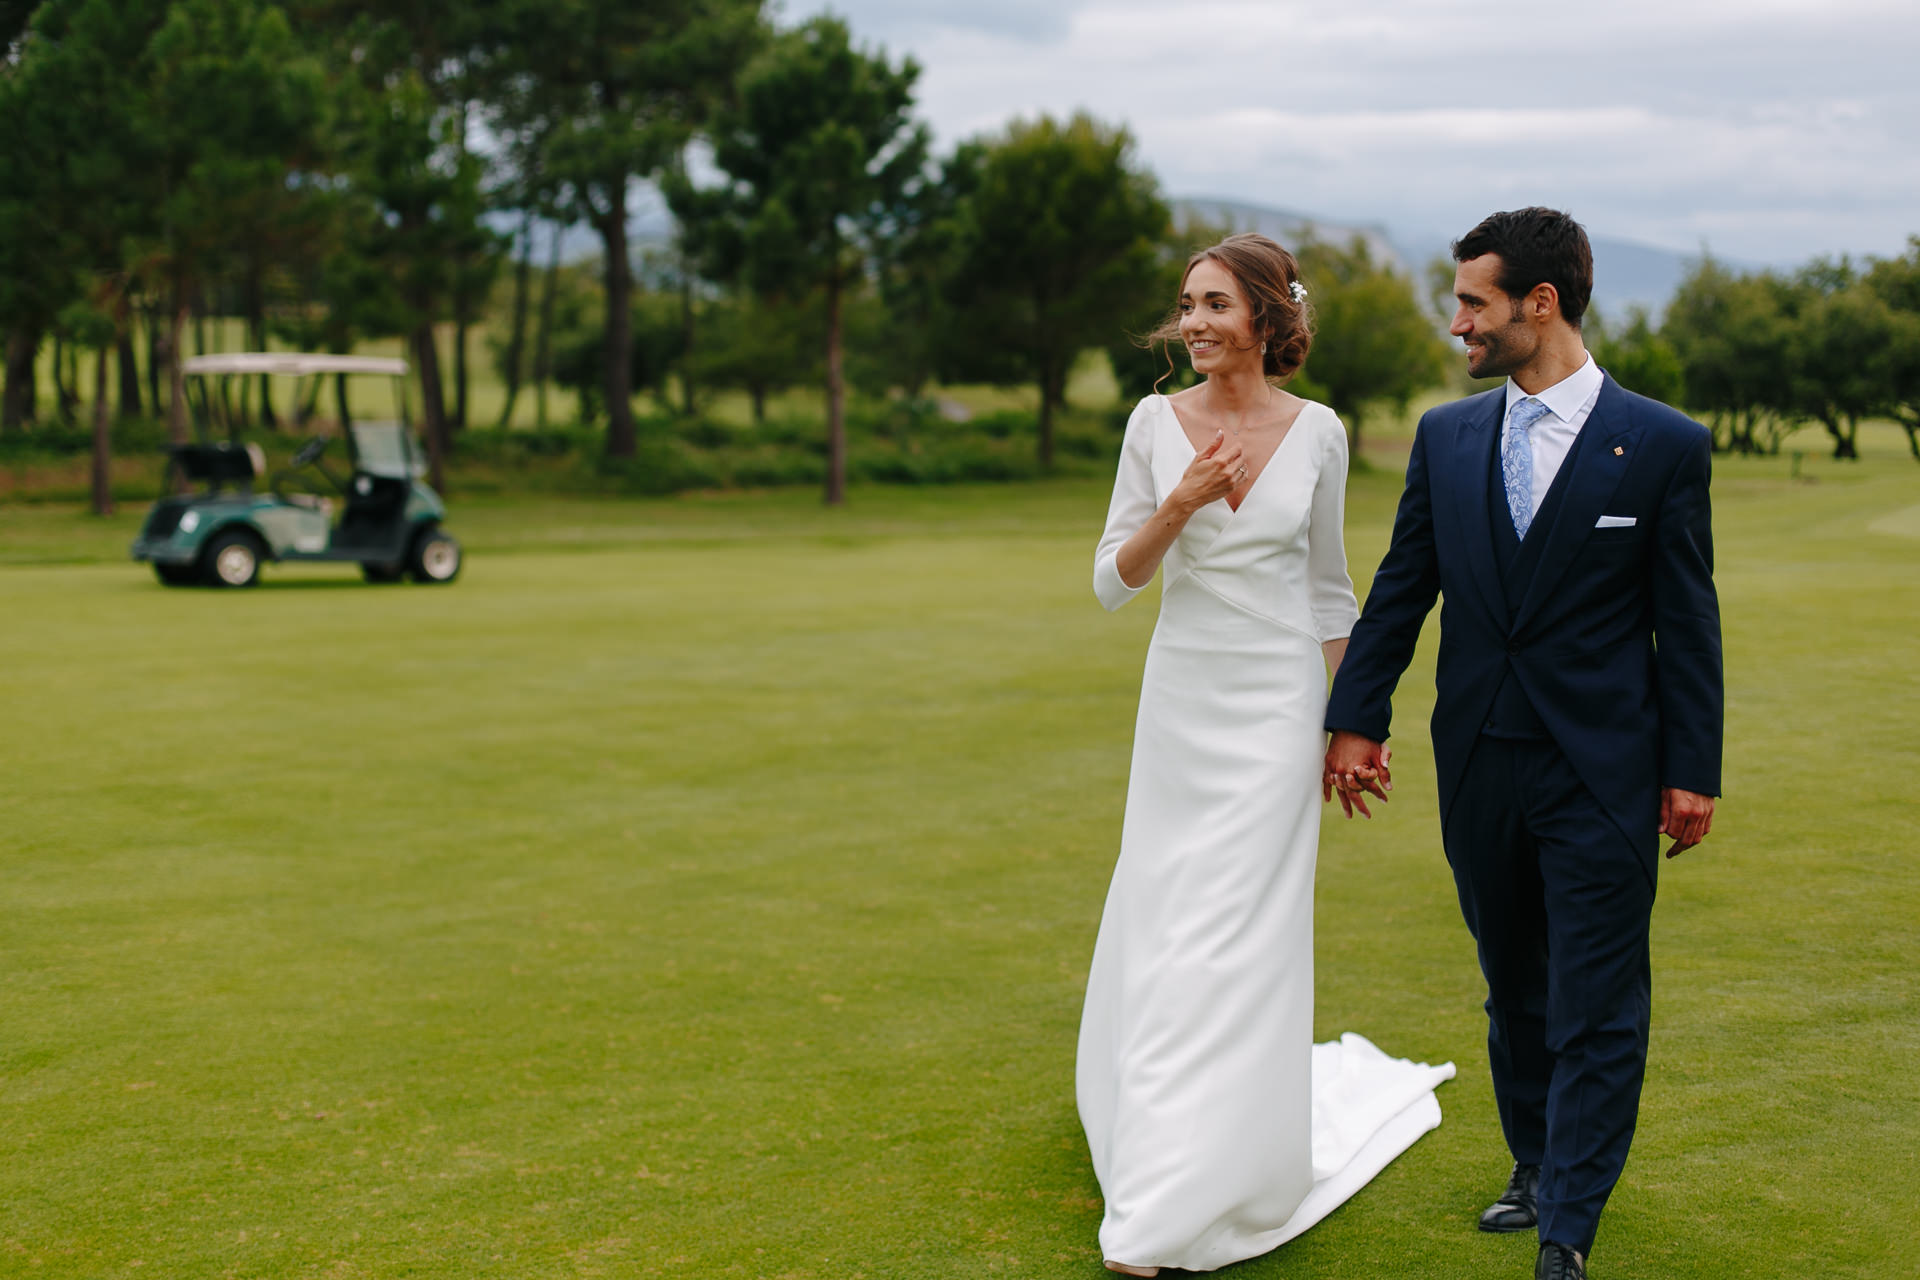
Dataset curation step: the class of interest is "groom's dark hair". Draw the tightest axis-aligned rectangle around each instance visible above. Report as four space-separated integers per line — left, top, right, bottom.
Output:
1452 208 1593 328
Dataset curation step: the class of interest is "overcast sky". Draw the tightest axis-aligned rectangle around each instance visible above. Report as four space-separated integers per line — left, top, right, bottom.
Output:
780 0 1920 265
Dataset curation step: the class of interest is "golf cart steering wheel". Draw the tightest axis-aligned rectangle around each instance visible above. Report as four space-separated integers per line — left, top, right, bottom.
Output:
292 436 330 467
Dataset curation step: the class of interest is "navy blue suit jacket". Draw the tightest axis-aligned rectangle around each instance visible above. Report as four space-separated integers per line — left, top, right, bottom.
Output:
1325 374 1723 855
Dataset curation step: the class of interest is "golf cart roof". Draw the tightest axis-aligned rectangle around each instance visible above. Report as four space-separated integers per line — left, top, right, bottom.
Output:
182 353 410 377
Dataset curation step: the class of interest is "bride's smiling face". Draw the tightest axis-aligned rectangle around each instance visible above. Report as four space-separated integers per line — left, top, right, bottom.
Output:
1179 259 1262 375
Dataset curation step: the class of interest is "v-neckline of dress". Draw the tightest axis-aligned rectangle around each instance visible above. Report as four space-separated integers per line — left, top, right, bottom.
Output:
1162 394 1306 515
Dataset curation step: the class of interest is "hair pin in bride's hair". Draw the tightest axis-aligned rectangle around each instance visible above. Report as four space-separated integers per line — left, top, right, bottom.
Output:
1290 281 1308 304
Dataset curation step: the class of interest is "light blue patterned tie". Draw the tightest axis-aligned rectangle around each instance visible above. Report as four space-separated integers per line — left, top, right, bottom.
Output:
1502 397 1551 539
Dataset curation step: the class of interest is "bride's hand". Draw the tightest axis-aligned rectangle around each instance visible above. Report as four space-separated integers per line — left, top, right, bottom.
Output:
1172 431 1245 512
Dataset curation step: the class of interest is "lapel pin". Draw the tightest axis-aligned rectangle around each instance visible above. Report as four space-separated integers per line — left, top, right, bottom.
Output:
1613 446 1624 456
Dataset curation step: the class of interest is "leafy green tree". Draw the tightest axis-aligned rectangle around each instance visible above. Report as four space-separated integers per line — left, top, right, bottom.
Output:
1292 235 1450 450
502 0 764 460
62 298 117 512
10 0 167 503
1774 260 1893 460
1866 238 1920 462
550 284 687 424
1589 305 1685 407
1663 259 1798 454
0 61 77 431
942 112 1169 467
695 293 820 424
681 14 926 504
843 139 975 404
325 58 498 487
138 0 329 439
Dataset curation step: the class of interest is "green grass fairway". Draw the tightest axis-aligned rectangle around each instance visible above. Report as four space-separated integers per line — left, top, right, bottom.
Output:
4 443 1917 1278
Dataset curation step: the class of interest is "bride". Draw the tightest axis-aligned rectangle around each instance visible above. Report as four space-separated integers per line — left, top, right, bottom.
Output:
1081 233 1452 1275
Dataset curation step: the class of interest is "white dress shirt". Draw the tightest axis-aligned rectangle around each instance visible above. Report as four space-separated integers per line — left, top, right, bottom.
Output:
1503 354 1603 521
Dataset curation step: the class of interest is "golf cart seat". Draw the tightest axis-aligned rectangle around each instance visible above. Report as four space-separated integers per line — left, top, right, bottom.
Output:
169 441 267 490
284 492 336 518
333 470 412 550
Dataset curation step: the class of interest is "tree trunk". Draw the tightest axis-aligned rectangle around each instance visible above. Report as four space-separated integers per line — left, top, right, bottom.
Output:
453 307 470 431
496 211 534 429
53 333 77 422
144 300 162 413
90 340 113 515
750 384 766 425
247 281 276 427
1035 353 1058 469
451 99 471 433
598 185 637 459
164 299 189 445
117 328 141 419
534 222 561 431
824 271 847 506
679 249 697 416
412 322 448 492
335 371 353 429
1824 414 1858 459
3 329 36 430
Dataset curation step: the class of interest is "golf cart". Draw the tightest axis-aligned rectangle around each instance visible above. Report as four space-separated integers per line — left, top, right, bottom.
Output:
130 353 461 587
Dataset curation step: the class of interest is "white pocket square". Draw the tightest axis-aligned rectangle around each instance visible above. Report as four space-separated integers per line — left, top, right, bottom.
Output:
1594 515 1637 528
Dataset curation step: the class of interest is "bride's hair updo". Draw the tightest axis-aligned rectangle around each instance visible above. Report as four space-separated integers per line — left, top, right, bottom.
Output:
1146 233 1314 384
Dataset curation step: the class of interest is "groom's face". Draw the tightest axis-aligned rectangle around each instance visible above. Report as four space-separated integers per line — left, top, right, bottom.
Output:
1451 254 1536 379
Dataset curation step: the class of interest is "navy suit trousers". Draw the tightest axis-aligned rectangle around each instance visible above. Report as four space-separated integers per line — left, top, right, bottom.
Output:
1443 734 1656 1255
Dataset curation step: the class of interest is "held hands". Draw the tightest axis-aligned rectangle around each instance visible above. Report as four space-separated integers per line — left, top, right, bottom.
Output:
1660 787 1715 858
1173 431 1246 513
1323 730 1392 819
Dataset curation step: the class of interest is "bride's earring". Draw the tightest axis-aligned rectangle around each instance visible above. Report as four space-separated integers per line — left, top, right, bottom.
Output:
1260 341 1268 355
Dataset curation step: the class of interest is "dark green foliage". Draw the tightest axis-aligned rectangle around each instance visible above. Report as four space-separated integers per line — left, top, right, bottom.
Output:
1865 239 1920 460
677 14 928 505
547 287 688 423
690 292 823 424
1293 235 1451 449
1775 259 1897 460
941 113 1170 466
1663 259 1796 454
1590 305 1685 407
1663 251 1920 461
500 0 766 460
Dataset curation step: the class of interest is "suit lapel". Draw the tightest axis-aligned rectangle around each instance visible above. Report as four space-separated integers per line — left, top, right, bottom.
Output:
1449 391 1507 627
1512 377 1644 632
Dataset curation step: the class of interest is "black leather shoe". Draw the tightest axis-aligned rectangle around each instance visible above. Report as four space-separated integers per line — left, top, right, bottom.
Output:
1535 1242 1586 1280
1478 1161 1539 1232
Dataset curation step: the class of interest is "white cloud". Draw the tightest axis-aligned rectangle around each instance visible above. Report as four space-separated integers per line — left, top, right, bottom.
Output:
785 0 1920 262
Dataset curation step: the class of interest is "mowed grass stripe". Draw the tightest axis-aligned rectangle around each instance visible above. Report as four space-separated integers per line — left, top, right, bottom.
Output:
3 450 1916 1278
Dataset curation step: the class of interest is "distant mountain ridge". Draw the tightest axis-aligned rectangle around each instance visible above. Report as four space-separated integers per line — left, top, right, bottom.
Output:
544 191 1712 322
1175 196 1718 321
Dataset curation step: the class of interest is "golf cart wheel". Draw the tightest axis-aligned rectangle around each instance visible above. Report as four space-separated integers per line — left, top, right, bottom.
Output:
153 562 198 587
201 530 263 588
408 527 461 584
361 561 406 584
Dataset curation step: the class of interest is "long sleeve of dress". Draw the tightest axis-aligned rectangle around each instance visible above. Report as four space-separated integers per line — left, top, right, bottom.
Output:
1306 411 1360 642
1093 400 1159 611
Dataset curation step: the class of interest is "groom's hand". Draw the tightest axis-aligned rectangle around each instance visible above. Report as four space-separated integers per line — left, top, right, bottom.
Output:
1660 787 1716 858
1324 731 1392 819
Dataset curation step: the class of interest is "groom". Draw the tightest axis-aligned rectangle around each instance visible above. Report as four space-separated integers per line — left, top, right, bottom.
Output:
1323 208 1722 1280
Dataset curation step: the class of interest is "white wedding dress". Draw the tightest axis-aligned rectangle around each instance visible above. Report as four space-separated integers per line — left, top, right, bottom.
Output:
1080 395 1454 1272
